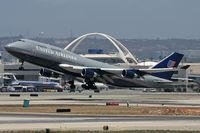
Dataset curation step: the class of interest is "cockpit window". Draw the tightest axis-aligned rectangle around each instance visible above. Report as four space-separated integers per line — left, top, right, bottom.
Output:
18 39 25 42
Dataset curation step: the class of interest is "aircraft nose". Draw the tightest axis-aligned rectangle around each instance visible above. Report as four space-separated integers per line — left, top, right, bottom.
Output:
5 43 12 51
5 42 17 52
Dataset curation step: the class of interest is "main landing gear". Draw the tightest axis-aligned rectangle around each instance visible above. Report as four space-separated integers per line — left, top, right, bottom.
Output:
19 60 24 70
81 79 99 93
68 79 99 93
68 80 76 92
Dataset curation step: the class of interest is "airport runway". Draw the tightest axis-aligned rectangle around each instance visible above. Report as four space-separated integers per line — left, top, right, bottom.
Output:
0 90 200 131
0 90 200 107
0 113 200 130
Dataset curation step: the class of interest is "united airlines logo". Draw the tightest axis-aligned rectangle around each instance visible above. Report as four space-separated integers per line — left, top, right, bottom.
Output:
36 45 77 61
167 60 176 68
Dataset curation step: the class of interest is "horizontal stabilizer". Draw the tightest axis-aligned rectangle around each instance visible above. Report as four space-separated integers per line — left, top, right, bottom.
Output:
180 65 190 70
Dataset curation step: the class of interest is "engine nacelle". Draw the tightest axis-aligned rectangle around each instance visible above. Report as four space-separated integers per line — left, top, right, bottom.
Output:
40 68 59 78
121 70 138 79
81 69 98 79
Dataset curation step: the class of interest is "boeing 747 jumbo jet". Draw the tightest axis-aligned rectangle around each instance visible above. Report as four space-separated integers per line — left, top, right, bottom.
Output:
5 39 184 91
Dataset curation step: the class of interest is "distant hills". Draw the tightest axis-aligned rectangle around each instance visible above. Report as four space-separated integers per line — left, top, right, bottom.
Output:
1 36 200 62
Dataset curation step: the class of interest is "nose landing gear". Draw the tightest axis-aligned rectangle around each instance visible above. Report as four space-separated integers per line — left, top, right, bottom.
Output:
68 80 76 89
19 60 24 70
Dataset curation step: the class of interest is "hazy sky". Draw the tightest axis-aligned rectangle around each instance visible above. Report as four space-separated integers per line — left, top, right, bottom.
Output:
0 0 200 39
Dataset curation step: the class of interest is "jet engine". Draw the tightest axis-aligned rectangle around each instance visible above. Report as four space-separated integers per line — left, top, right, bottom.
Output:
40 68 59 78
121 70 138 79
81 69 98 79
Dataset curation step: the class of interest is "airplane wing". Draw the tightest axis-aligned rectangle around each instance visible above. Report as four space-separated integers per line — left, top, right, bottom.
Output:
59 64 123 75
59 64 177 78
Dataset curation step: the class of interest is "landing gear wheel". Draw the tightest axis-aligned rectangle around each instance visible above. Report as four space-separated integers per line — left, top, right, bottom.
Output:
19 60 24 70
92 86 99 93
68 80 76 92
70 84 75 89
81 84 88 90
94 89 100 93
19 66 24 70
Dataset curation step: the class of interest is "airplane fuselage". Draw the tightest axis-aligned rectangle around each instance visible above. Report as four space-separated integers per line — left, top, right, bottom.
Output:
5 39 181 88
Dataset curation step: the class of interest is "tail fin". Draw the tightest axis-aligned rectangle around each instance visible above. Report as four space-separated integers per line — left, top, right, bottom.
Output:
150 52 184 80
151 52 184 69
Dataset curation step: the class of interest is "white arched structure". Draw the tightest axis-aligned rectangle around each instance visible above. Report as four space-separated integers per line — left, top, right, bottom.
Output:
65 32 138 64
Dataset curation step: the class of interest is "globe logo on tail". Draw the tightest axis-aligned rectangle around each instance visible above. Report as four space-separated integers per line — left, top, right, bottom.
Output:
167 60 176 68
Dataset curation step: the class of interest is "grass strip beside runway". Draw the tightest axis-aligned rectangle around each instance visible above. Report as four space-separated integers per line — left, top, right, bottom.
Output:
0 104 200 115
